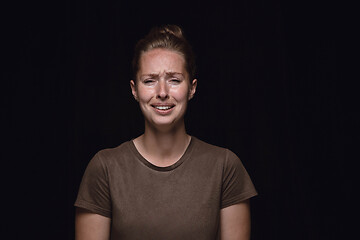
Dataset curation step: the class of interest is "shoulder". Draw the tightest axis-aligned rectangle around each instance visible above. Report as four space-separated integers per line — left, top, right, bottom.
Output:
97 141 132 158
191 137 239 164
88 141 134 169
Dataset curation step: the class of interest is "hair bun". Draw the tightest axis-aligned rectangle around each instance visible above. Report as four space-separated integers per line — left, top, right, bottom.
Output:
157 25 184 40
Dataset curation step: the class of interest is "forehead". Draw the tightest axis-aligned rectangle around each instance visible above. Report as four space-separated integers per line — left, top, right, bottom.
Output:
139 49 186 76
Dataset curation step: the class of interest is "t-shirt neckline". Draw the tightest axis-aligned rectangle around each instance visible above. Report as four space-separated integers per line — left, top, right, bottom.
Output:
128 136 196 172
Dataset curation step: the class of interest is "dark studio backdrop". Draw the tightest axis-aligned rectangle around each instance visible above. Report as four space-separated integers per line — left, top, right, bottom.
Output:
3 0 353 239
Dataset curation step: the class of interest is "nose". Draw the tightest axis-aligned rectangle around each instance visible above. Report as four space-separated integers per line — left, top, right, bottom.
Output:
156 80 169 100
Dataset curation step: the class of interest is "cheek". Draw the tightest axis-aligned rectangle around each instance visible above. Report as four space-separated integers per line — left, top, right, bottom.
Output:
170 86 190 101
137 88 154 102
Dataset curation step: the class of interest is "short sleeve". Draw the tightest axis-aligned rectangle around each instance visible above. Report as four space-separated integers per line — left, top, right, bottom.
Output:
74 152 112 218
221 149 258 209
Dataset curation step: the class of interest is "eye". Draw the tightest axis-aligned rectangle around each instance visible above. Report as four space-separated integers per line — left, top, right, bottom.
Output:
143 79 156 85
169 78 181 84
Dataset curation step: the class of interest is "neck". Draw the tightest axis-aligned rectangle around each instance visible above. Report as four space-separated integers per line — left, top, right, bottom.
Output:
134 120 191 167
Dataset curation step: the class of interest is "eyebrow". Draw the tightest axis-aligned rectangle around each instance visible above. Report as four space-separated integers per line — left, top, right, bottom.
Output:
140 72 184 78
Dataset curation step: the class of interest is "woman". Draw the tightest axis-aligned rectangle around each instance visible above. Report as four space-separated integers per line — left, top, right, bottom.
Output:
75 25 257 240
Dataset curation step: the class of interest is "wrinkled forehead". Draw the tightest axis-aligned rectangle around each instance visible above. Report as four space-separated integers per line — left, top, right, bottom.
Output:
137 49 188 79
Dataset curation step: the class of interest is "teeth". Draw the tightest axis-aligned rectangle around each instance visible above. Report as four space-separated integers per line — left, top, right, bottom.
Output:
155 106 171 110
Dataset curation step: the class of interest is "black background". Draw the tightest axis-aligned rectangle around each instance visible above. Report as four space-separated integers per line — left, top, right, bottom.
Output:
3 0 354 239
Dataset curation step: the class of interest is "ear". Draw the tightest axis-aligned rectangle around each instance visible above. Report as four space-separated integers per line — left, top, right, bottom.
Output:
188 79 197 100
130 80 138 101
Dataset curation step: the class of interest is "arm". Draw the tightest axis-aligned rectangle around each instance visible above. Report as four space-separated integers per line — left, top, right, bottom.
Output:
220 200 251 240
75 208 111 240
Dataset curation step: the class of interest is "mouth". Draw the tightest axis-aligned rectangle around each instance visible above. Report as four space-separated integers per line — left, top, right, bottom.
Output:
151 104 175 112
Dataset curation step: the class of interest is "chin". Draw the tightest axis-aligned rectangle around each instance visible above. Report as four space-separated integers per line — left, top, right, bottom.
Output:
147 118 183 130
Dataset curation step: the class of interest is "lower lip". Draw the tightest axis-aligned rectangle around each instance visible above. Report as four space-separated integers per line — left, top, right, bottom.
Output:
153 107 174 115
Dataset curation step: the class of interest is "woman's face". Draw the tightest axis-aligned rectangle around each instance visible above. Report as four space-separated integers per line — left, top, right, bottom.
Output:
130 48 197 130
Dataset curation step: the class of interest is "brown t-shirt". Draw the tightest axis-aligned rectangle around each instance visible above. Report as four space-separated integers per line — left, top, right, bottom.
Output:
75 137 257 239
